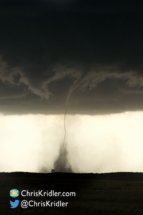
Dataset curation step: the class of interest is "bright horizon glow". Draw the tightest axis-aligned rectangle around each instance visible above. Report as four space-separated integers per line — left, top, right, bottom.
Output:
0 111 143 173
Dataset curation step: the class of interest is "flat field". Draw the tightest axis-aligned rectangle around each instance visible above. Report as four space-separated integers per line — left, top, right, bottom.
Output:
1 172 143 215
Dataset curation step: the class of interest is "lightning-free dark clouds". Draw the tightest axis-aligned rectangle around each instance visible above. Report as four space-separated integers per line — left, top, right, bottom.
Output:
0 0 143 114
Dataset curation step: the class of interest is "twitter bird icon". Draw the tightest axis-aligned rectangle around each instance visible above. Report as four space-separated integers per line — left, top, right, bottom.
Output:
10 200 20 208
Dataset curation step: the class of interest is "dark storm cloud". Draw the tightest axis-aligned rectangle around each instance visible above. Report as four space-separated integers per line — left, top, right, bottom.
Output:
0 0 143 114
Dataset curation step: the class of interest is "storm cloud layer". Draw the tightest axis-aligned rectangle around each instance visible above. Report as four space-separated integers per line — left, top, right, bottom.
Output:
0 0 143 114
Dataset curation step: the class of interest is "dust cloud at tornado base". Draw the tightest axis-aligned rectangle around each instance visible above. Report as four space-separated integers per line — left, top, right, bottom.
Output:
53 143 72 172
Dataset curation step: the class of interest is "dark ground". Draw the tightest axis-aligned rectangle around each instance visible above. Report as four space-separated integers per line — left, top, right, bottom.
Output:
1 172 143 215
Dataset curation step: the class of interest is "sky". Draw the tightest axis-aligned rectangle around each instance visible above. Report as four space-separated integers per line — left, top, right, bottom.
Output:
0 0 143 173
